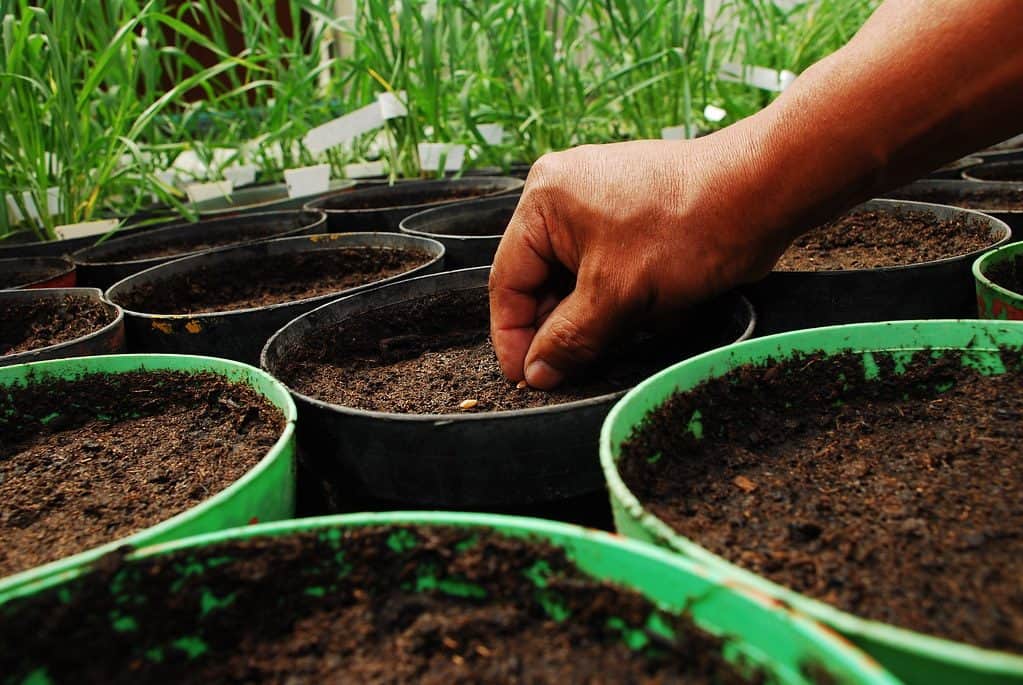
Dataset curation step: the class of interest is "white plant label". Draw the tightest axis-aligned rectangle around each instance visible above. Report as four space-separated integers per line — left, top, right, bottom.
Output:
719 62 796 92
54 218 119 241
344 161 387 179
223 164 259 188
418 143 466 172
284 163 331 198
477 124 505 146
703 104 727 122
17 187 62 221
304 102 385 154
186 180 233 204
5 194 24 225
661 125 689 140
377 90 408 119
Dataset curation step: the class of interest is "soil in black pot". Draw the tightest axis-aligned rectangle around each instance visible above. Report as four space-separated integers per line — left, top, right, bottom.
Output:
987 254 1023 294
0 295 114 356
776 208 992 271
325 185 502 211
619 349 1023 653
887 185 1023 211
0 371 285 577
119 247 433 315
278 288 745 413
0 525 777 684
0 263 67 289
968 162 1023 183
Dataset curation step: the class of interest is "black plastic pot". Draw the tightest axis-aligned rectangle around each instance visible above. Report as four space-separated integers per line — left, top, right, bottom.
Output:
260 267 754 509
0 287 125 367
926 156 981 180
73 209 326 290
189 180 357 218
882 179 1023 233
963 160 1023 184
399 194 519 269
0 256 76 289
304 177 524 233
0 221 160 260
106 232 445 365
743 199 1012 335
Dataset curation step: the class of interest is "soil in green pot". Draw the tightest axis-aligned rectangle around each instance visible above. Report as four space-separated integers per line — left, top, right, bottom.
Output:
0 295 114 356
0 525 785 684
886 184 1023 211
619 350 1023 653
986 254 1023 294
278 288 744 413
118 247 432 315
0 371 285 577
776 208 993 271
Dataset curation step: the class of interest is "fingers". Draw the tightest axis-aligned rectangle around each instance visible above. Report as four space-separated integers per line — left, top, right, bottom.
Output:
489 196 555 382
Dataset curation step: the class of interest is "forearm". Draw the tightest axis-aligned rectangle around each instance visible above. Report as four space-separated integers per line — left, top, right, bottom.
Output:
733 0 1023 245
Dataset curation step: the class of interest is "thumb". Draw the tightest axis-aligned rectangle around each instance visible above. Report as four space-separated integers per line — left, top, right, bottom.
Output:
522 282 627 390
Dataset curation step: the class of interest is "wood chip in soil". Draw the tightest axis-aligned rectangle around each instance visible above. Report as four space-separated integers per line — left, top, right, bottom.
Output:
0 525 793 684
1 295 114 356
277 288 746 413
619 349 1023 653
887 184 1023 211
775 208 995 271
0 370 285 578
119 247 432 315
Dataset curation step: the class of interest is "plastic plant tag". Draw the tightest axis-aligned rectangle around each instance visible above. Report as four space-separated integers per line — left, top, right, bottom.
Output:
223 164 259 188
418 143 466 172
661 125 689 140
477 124 504 146
186 180 234 204
54 218 119 240
5 194 24 225
719 62 797 92
377 91 408 119
304 102 385 154
171 150 206 178
703 105 727 122
19 188 62 221
344 161 387 179
284 163 331 198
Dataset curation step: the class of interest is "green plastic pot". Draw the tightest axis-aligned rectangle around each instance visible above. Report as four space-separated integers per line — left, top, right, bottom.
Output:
600 319 1023 685
974 241 1023 319
0 354 297 596
0 512 897 685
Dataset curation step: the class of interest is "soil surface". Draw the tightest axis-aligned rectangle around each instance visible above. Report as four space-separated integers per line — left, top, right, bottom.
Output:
987 254 1023 294
0 371 285 578
89 215 311 262
324 186 502 211
887 184 1023 211
0 525 779 684
775 208 994 271
619 349 1023 653
118 247 432 315
278 288 747 413
0 295 114 356
0 262 68 288
417 208 514 237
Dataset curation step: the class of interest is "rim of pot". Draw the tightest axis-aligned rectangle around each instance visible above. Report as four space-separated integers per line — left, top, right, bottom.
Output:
0 287 124 364
72 209 327 267
191 180 357 216
776 198 1012 276
261 267 756 421
399 193 522 241
0 256 75 288
304 177 525 215
973 240 1023 300
105 232 446 320
962 160 1023 184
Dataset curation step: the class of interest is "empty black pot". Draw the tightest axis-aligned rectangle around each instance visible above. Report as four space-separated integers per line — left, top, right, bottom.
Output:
73 209 326 290
743 199 1012 335
106 232 445 365
399 194 519 268
260 267 754 509
304 177 524 233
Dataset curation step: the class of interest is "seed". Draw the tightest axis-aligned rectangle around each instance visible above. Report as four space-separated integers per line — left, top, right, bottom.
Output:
516 380 528 389
459 399 479 410
442 637 459 650
733 475 757 493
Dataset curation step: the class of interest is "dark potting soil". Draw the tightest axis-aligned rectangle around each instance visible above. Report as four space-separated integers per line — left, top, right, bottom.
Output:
619 350 1023 653
0 371 284 578
0 263 67 288
0 295 114 356
325 186 500 211
119 247 432 315
968 163 1023 183
0 525 775 684
775 208 993 271
887 184 1023 211
279 288 743 413
987 254 1023 294
91 217 308 262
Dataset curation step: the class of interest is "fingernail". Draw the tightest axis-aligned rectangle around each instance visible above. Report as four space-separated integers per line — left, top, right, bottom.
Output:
525 359 564 389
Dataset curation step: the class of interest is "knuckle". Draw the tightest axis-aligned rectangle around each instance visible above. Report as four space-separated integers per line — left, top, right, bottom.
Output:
546 314 600 362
